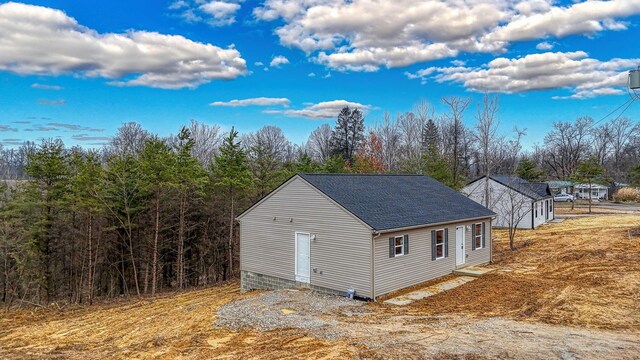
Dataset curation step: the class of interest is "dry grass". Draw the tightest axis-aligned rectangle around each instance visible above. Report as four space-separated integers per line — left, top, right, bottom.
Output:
1 215 639 359
0 284 358 359
394 215 640 331
554 204 639 215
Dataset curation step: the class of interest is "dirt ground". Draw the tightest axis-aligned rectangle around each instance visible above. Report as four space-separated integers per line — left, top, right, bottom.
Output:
1 215 639 359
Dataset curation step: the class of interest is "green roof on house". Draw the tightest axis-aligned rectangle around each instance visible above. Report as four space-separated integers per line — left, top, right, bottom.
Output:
547 180 574 188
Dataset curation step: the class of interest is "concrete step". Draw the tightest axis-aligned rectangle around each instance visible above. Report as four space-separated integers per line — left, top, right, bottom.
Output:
452 266 496 277
384 276 476 306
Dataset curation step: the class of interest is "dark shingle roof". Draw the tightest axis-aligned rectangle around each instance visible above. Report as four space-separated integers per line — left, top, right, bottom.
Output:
530 182 552 197
298 174 495 231
488 175 552 200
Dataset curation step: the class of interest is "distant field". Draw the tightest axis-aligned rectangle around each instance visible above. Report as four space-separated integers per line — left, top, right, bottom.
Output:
1 215 639 359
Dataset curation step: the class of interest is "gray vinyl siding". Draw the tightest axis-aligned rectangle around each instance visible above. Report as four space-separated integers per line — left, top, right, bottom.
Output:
239 176 373 298
373 218 492 298
462 179 536 229
465 220 492 267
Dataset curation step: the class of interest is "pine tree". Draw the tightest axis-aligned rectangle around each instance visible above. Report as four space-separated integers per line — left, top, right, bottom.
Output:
174 127 207 289
100 153 144 297
572 156 606 214
330 107 365 165
421 119 439 155
24 139 70 302
212 127 252 279
516 158 545 182
139 137 178 295
68 150 103 304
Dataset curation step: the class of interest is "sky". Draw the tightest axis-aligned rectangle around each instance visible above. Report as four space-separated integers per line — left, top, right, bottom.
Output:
1 0 640 150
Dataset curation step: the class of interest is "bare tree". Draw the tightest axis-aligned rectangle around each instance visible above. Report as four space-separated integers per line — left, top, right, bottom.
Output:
307 124 332 162
188 120 222 167
590 123 612 166
609 117 638 179
441 96 472 187
493 187 533 250
398 112 424 165
543 117 593 180
372 112 401 171
107 122 150 157
413 99 435 124
474 93 501 207
243 125 291 197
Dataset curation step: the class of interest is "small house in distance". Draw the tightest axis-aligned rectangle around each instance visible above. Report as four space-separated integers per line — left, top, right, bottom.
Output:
547 180 574 195
574 183 609 200
461 175 554 230
237 174 495 300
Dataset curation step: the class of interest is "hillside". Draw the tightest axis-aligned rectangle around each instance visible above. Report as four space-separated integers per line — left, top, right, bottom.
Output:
1 215 639 359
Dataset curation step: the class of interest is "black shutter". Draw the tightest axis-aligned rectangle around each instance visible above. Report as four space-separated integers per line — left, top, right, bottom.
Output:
471 223 476 250
444 228 449 258
431 230 436 261
404 234 409 255
389 237 394 258
482 222 486 249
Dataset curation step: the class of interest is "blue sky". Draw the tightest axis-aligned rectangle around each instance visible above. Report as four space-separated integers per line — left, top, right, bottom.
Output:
1 0 640 149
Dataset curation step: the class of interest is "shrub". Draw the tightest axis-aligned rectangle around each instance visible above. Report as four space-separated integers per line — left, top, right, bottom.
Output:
612 187 640 202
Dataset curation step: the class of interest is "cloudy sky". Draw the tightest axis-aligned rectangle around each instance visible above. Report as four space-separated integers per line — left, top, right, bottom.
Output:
1 0 639 148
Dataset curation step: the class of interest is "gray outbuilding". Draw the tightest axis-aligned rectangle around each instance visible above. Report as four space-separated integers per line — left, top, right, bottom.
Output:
237 173 495 300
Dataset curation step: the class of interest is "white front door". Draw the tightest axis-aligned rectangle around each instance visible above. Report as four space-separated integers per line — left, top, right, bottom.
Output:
456 226 465 267
295 232 310 283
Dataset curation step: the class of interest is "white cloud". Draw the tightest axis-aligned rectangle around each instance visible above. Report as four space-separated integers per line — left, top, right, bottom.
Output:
0 2 247 89
484 0 639 43
209 97 291 107
264 99 371 119
168 0 189 10
254 0 640 71
38 99 66 106
199 1 242 26
308 72 316 77
270 55 290 67
254 61 264 66
32 83 63 90
406 51 639 99
536 41 554 50
169 0 243 26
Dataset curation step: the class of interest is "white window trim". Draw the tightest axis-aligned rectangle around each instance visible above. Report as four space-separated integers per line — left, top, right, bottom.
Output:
474 223 484 250
394 235 405 257
435 229 445 260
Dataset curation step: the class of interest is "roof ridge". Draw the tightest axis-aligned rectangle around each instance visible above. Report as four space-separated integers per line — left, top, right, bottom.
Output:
298 173 425 176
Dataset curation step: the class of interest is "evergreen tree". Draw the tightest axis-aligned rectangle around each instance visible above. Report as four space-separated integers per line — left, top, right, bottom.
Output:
174 127 207 289
24 139 70 302
68 150 103 304
516 158 545 182
212 127 252 279
322 155 347 173
100 153 144 297
572 156 606 214
139 137 178 295
293 153 321 173
629 165 640 187
330 107 365 164
421 119 439 154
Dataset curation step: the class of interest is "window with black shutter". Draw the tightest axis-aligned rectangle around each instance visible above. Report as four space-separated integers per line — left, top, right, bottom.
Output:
389 235 409 257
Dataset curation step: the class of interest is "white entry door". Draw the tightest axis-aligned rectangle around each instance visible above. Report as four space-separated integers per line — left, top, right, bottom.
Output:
456 226 465 266
295 232 310 283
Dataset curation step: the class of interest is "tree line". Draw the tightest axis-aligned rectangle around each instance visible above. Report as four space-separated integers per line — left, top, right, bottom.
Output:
1 95 639 306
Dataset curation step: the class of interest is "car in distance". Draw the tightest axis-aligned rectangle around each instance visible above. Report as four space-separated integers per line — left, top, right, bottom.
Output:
553 193 574 202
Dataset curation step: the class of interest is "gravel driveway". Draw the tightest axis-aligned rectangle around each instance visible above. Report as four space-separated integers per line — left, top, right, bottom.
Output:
216 289 640 359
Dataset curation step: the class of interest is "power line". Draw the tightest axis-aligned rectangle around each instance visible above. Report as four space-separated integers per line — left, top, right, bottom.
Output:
589 97 634 129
